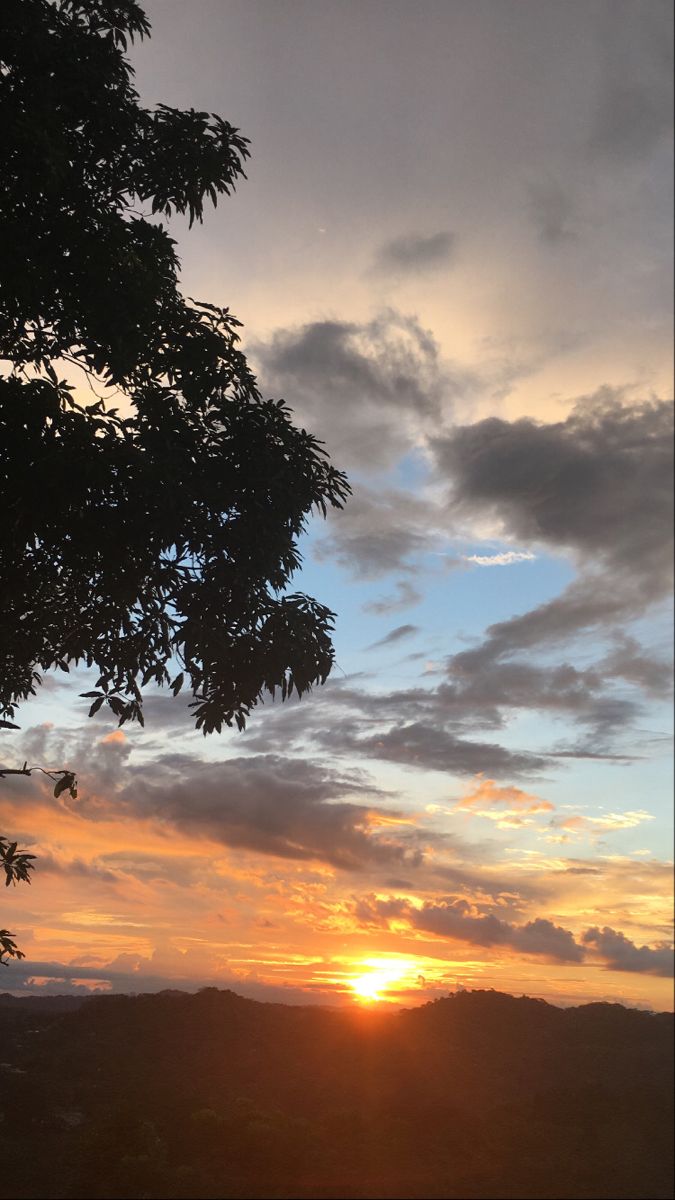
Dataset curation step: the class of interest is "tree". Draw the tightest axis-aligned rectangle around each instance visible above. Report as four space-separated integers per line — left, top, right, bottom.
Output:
0 0 349 738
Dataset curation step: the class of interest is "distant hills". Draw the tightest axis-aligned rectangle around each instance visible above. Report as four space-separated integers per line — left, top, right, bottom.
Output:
0 987 672 1199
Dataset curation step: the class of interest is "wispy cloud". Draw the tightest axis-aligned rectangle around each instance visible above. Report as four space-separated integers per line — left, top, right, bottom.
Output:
363 579 422 615
367 624 420 650
372 231 455 275
464 551 536 567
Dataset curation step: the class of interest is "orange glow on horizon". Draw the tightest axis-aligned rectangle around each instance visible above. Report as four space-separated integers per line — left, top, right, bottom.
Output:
349 957 419 1004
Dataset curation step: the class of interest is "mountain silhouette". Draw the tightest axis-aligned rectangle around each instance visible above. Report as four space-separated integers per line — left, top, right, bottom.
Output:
0 987 672 1199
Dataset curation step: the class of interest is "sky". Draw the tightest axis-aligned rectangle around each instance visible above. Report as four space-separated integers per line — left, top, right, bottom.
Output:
1 0 673 1011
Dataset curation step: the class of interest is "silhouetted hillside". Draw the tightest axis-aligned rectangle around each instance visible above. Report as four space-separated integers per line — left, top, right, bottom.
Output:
0 988 672 1199
0 992 85 1014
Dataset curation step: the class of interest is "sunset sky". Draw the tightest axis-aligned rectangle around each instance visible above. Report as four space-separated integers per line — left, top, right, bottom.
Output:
1 0 673 1011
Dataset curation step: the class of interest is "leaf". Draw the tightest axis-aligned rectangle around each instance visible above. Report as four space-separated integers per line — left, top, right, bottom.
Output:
54 773 75 799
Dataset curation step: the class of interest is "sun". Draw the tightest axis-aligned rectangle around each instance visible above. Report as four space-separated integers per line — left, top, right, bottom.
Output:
349 958 416 1004
351 974 386 1003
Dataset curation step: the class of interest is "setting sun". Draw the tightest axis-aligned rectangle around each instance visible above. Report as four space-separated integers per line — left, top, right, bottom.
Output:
350 958 417 1003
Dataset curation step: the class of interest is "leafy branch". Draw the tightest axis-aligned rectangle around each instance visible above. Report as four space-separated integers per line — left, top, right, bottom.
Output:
0 766 77 962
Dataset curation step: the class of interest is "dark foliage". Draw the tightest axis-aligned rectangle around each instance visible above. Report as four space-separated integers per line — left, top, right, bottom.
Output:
0 987 672 1199
0 766 76 962
0 833 38 964
0 0 349 735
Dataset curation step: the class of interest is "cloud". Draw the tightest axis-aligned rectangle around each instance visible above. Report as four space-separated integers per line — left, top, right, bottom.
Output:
0 956 339 1005
591 81 673 160
313 395 671 753
527 178 577 244
453 777 554 826
443 655 644 741
428 395 674 749
582 926 674 977
588 2 673 163
332 722 546 778
100 730 127 746
547 810 655 842
241 677 549 778
367 624 419 650
115 754 425 872
463 551 536 567
314 485 441 579
33 853 120 885
232 634 658 782
254 311 466 470
435 396 673 603
372 231 455 274
353 894 674 975
363 579 422 615
355 893 584 962
598 634 673 699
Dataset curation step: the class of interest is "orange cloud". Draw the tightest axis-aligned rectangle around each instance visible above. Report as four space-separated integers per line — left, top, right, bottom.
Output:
99 730 127 745
456 777 554 815
433 776 555 827
546 810 655 843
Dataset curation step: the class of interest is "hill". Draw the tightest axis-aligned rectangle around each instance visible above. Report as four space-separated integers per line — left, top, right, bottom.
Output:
0 987 672 1199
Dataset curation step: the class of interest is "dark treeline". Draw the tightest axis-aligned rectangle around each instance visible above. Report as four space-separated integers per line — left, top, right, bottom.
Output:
0 987 672 1199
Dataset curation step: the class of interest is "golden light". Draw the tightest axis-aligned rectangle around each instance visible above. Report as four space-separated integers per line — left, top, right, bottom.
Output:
349 957 417 1004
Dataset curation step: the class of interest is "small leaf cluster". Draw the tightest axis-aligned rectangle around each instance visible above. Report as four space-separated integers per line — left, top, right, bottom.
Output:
0 929 25 963
0 766 75 961
0 835 36 888
0 0 350 734
0 835 36 963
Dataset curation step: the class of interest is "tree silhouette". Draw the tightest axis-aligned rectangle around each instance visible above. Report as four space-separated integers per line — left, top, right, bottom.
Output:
0 0 349 737
0 763 77 961
1 831 36 963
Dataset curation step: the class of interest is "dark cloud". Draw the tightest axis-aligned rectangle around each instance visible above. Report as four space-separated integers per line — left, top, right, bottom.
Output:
547 747 641 762
116 754 424 872
428 396 674 749
582 926 674 977
352 895 674 974
527 179 577 244
314 485 440 579
0 957 338 1006
435 396 673 595
240 676 549 777
254 311 467 470
598 635 673 698
367 624 419 650
35 853 119 885
591 81 673 160
443 656 642 740
372 231 455 274
354 894 584 963
239 634 659 773
587 1 673 161
318 721 546 778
